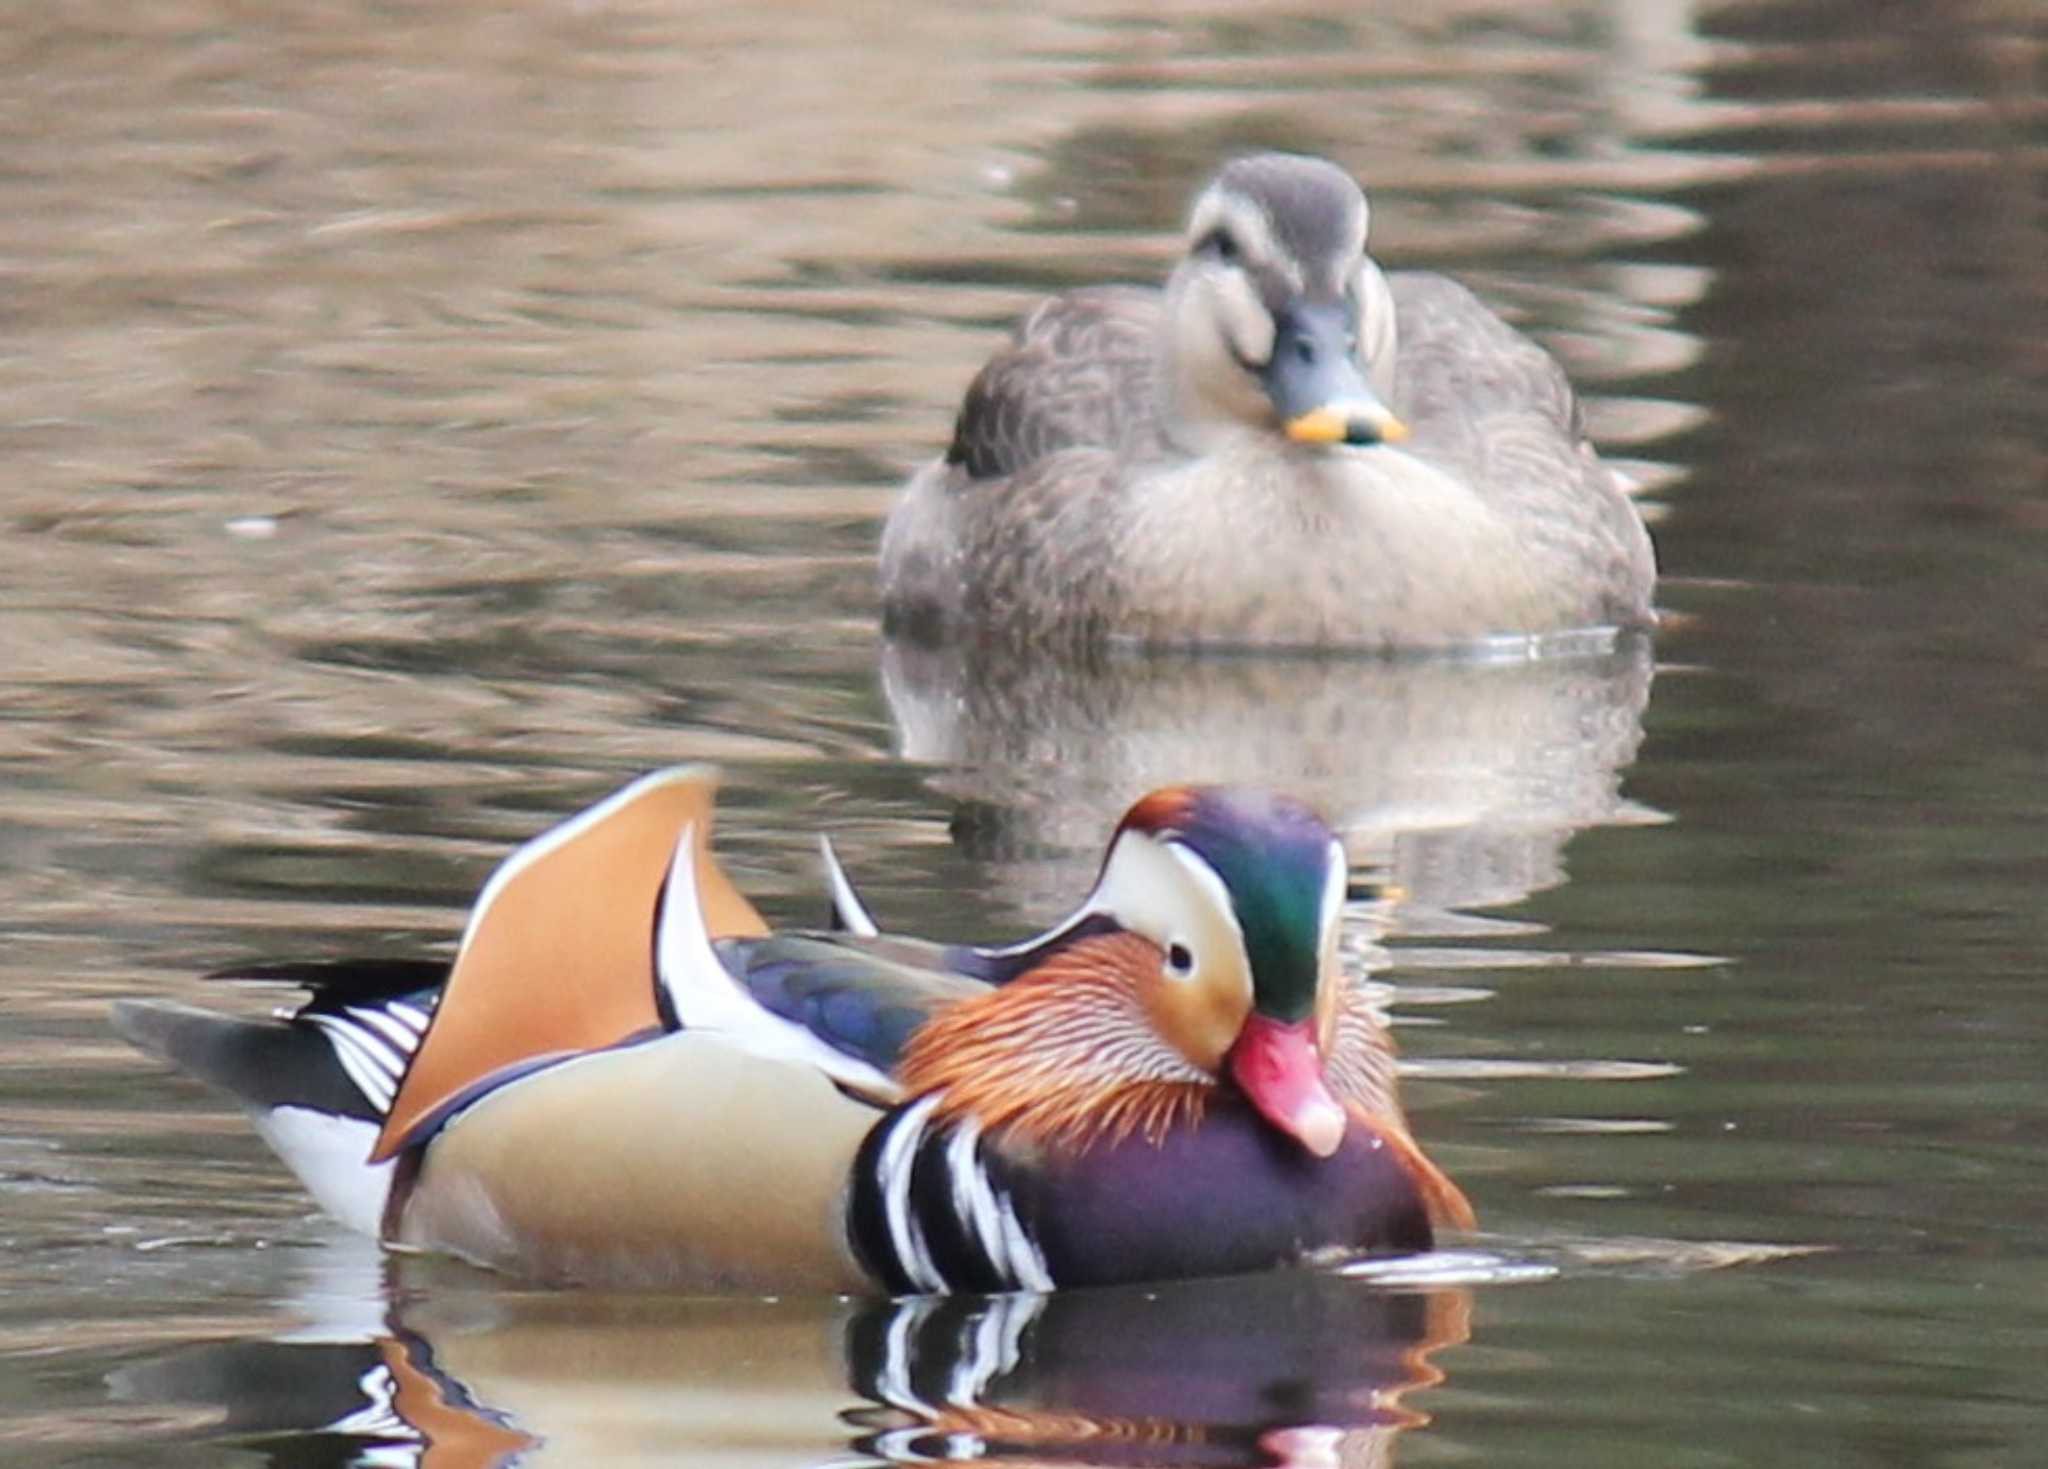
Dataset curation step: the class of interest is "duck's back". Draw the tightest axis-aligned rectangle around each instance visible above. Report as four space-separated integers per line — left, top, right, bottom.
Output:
944 286 1162 478
882 272 1656 649
882 285 1166 643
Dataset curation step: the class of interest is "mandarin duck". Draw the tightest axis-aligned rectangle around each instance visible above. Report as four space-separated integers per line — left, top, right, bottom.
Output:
880 150 1656 650
113 767 1471 1291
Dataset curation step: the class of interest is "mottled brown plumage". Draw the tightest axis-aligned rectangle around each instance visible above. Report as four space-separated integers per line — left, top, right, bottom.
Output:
881 152 1657 651
946 287 1161 480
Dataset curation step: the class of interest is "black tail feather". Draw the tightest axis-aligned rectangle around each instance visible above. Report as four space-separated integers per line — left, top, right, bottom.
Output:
206 958 451 1003
110 1000 381 1121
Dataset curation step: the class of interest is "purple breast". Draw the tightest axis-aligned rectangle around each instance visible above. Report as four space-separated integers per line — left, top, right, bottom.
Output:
990 1097 1435 1288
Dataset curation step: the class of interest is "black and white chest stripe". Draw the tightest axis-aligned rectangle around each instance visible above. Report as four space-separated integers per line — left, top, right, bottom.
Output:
850 1097 1055 1295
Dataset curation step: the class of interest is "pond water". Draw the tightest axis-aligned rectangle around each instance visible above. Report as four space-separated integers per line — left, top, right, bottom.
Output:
3 0 2044 1464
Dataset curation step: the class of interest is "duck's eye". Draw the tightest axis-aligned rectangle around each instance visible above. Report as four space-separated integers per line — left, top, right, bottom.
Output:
1197 228 1241 264
1165 941 1196 977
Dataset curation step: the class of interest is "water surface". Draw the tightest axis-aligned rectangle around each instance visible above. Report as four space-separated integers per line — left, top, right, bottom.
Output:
2 0 2043 1465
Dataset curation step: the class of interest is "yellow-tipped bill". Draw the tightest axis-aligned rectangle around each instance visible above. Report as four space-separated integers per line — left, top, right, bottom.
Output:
1263 301 1409 448
1285 403 1409 447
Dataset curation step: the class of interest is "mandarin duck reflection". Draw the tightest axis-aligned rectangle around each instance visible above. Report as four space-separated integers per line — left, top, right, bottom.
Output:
113 768 1470 1291
116 1273 1471 1466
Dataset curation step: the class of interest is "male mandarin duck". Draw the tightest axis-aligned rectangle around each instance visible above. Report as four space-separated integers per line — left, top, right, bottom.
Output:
112 767 1472 1292
880 151 1656 650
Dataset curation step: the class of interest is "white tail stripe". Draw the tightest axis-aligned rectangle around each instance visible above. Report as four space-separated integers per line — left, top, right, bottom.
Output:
385 1001 433 1033
346 1005 425 1057
305 1017 399 1111
315 1013 407 1081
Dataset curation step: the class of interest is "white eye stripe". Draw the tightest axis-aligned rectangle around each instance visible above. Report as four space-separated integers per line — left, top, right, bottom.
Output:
1163 843 1245 941
1319 838 1348 960
1071 830 1254 1002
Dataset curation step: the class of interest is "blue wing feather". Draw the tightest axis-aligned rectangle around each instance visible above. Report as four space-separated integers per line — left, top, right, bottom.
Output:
712 934 988 1075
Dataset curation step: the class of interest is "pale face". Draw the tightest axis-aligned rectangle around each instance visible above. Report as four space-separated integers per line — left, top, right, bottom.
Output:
1085 828 1256 1075
1158 161 1385 449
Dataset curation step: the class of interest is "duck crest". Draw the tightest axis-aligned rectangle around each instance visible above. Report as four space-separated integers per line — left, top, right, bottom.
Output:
370 766 766 1162
896 931 1209 1152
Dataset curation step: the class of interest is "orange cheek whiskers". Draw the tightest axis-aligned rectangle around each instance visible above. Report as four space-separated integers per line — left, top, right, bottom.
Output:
897 932 1213 1153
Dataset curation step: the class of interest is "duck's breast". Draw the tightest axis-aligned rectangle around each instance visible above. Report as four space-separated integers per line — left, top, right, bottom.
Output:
990 1097 1439 1288
1119 442 1542 647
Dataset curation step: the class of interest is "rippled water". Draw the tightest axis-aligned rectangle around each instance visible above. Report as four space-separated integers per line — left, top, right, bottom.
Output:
3 0 2043 1464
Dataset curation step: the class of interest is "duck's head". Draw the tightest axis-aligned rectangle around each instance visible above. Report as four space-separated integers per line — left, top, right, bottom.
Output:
912 786 1356 1158
1102 786 1353 1155
1160 153 1405 455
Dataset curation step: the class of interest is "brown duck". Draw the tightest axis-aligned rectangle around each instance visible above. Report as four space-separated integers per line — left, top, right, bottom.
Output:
882 152 1657 651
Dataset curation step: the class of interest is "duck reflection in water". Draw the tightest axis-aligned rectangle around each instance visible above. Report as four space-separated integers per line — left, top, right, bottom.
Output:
112 1260 1471 1468
880 635 1657 930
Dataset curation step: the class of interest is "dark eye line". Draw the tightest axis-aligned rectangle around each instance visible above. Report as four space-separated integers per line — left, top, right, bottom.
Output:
1196 227 1241 263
